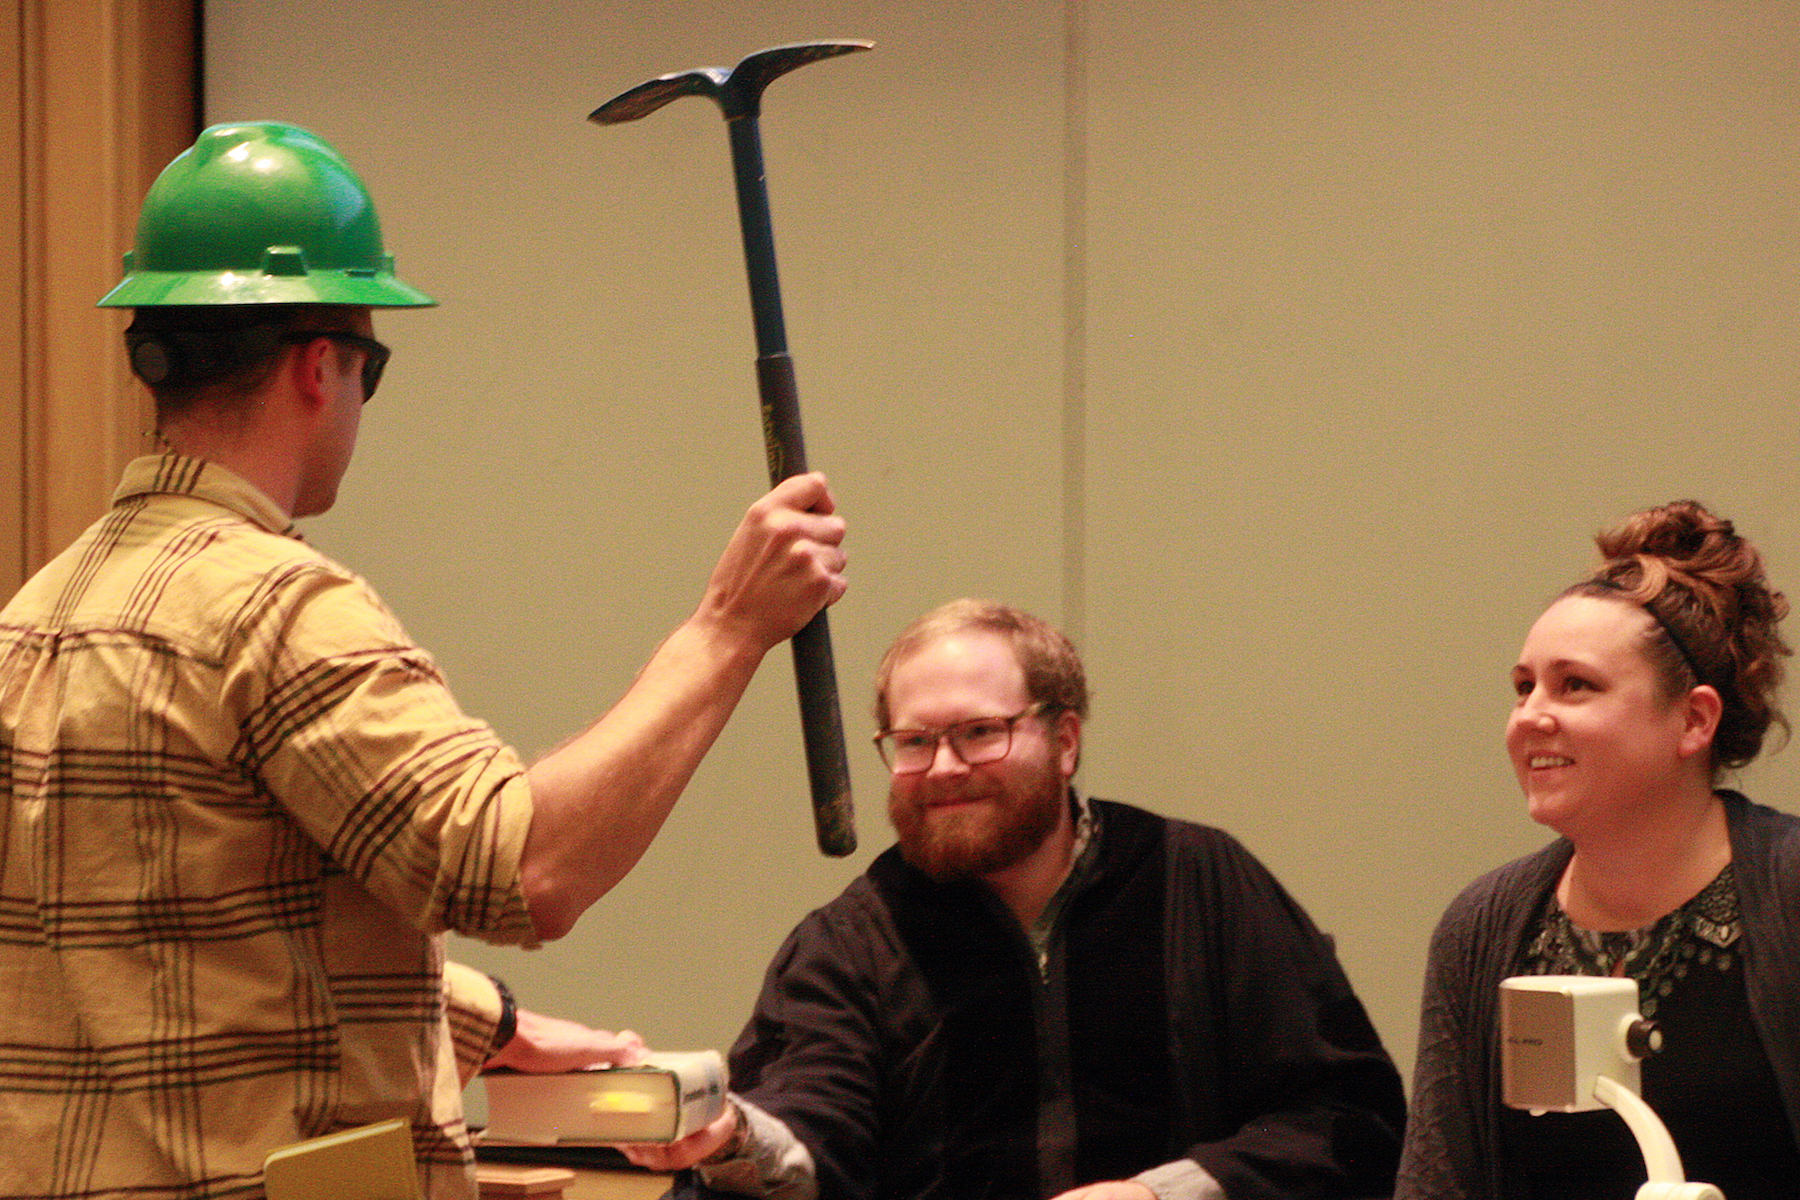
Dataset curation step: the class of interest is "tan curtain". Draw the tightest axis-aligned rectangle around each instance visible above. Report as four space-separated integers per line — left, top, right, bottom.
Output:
3 0 197 588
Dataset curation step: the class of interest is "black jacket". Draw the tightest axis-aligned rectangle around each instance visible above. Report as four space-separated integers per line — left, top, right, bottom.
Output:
691 800 1405 1200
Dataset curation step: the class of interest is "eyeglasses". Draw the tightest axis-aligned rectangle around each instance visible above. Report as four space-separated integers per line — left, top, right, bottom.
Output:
874 704 1046 774
281 331 391 400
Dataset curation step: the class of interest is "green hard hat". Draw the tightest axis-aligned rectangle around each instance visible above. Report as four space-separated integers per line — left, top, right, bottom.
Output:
98 121 436 309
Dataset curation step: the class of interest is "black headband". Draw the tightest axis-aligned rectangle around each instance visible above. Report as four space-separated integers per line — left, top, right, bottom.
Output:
1583 577 1707 685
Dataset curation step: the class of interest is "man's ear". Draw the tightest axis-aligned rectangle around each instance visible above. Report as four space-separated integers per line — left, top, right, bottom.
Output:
281 333 337 412
1054 709 1082 780
1679 684 1724 760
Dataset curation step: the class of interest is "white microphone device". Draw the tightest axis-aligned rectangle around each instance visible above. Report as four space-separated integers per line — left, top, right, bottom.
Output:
1500 976 1723 1200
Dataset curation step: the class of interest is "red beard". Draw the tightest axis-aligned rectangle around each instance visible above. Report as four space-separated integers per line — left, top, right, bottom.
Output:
888 756 1066 881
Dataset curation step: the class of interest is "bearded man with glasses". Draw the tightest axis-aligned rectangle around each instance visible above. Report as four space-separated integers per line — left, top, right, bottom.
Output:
632 599 1405 1200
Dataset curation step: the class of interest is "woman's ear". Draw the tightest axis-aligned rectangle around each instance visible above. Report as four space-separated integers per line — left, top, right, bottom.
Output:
1679 684 1724 760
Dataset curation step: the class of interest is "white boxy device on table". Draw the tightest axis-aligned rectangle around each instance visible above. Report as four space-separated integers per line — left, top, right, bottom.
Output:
1499 976 1723 1200
1501 975 1648 1113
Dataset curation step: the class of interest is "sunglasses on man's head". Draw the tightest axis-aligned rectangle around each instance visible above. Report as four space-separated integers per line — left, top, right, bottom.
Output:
281 330 391 401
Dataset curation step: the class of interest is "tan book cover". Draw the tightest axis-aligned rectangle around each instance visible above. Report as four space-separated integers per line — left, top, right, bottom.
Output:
480 1050 726 1145
263 1118 422 1200
474 1163 578 1196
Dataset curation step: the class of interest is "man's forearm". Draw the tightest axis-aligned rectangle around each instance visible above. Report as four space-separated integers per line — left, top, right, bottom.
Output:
515 472 845 940
696 1096 818 1200
519 613 767 938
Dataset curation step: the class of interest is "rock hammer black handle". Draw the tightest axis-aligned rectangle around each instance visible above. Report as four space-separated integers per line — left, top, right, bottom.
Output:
758 352 856 857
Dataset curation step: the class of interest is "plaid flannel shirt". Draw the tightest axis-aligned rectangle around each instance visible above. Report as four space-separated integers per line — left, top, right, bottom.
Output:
0 455 539 1199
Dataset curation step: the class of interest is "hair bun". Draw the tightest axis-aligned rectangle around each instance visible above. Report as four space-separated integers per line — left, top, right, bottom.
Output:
1595 499 1736 570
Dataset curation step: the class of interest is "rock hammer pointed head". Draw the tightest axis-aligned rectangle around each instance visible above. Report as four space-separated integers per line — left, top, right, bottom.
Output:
589 39 872 125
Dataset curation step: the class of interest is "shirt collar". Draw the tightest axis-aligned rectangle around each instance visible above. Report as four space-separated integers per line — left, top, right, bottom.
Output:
114 454 300 539
1028 791 1099 972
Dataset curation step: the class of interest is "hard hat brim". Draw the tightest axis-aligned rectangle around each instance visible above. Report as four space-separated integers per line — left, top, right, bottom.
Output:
98 269 437 309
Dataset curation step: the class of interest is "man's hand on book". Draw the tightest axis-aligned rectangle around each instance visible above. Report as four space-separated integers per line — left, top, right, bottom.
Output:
483 1008 647 1074
617 1100 741 1171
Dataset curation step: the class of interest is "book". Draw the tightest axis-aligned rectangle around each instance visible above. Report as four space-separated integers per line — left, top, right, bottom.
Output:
263 1118 423 1200
471 1143 630 1169
480 1050 727 1146
474 1163 577 1197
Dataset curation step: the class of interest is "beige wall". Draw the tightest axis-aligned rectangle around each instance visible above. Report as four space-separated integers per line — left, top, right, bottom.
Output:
202 0 1800 1089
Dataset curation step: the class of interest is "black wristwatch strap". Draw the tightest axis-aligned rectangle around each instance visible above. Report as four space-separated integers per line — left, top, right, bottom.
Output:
487 973 518 1053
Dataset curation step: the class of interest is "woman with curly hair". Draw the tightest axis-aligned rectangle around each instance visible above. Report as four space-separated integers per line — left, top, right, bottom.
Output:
1397 500 1800 1200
